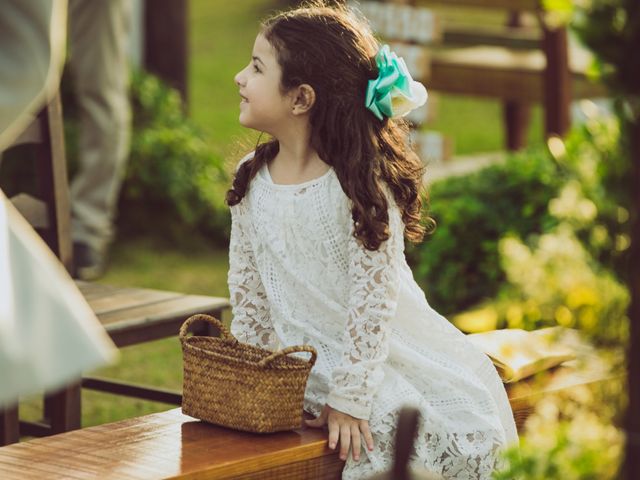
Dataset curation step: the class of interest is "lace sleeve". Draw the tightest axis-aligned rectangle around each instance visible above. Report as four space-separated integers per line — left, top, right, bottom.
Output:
326 204 403 420
228 204 278 350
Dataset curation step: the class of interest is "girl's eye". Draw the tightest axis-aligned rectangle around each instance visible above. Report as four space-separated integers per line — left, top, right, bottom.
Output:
253 64 261 73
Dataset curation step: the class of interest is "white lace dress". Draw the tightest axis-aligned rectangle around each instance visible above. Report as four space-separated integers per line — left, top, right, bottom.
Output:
228 159 518 479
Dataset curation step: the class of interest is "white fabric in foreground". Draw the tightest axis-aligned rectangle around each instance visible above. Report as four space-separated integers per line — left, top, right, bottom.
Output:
228 155 518 480
0 192 117 405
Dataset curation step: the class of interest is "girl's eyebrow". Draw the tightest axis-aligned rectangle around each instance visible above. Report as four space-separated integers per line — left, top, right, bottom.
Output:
252 56 265 67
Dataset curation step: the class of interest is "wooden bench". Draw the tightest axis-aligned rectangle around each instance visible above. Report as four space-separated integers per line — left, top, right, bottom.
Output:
0 358 615 479
0 409 345 480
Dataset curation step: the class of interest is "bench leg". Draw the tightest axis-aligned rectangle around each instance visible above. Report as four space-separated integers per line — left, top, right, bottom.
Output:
542 25 571 138
504 101 531 151
44 382 82 434
0 404 19 446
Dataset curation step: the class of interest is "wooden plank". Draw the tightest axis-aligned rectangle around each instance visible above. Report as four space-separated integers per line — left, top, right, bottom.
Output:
97 295 230 330
0 409 344 480
83 287 180 316
9 193 49 228
76 280 123 295
82 377 182 405
388 42 431 80
414 0 541 11
426 46 606 101
41 93 72 272
220 455 344 480
443 25 539 49
355 1 442 45
74 281 230 346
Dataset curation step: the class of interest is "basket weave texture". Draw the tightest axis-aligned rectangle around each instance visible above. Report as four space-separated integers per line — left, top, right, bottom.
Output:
180 314 317 433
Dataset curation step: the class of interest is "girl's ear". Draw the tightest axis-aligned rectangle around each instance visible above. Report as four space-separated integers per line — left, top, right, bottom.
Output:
291 84 316 115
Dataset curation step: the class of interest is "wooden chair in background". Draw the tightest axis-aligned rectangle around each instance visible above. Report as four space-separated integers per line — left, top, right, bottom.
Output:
0 91 230 446
415 0 606 150
359 0 606 153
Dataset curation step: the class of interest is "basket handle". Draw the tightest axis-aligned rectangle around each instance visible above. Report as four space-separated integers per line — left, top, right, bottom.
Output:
258 345 317 368
179 314 235 342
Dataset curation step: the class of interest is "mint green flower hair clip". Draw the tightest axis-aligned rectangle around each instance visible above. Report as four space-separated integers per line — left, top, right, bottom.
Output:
365 44 428 121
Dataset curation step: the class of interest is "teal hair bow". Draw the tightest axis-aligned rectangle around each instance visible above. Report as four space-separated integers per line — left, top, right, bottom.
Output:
365 45 428 121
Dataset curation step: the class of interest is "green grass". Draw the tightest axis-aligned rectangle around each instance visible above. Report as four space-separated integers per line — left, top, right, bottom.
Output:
20 0 546 431
189 0 269 160
427 95 544 154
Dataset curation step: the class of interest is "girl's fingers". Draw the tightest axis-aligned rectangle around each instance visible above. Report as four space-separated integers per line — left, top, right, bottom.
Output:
339 424 351 460
328 420 340 450
351 424 361 461
360 421 375 451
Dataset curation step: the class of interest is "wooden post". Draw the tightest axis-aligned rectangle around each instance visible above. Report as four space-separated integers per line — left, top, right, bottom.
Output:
0 404 19 446
38 93 73 273
541 23 571 138
625 118 640 480
44 382 82 434
503 11 531 151
144 0 189 109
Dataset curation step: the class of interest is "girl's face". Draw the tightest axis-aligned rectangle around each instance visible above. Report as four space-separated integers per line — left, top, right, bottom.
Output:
234 34 292 135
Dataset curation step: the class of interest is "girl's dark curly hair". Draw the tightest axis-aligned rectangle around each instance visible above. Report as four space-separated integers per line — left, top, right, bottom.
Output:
226 0 436 250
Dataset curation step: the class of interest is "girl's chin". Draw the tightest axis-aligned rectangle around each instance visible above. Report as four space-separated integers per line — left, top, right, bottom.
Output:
238 116 258 131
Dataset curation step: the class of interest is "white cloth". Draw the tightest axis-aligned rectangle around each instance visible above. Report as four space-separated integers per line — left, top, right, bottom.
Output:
228 155 518 479
0 0 67 150
0 192 117 406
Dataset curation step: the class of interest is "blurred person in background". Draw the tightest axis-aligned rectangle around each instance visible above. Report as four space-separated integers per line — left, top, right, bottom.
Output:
67 0 132 280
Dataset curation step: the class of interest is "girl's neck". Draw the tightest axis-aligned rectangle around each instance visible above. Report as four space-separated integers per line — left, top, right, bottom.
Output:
268 132 329 185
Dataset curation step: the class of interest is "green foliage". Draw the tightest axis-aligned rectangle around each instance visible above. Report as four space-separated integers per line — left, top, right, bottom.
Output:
493 368 626 480
558 110 632 282
473 113 631 346
119 71 231 244
408 148 563 315
60 68 232 244
496 225 629 345
419 111 631 347
571 0 640 99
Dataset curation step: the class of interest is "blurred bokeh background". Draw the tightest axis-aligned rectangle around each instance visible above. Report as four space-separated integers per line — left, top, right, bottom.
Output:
3 0 637 477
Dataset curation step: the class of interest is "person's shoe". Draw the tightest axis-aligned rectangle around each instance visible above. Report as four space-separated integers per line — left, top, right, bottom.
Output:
72 242 107 280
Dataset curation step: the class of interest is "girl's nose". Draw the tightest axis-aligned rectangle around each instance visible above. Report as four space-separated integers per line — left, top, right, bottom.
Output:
234 70 245 87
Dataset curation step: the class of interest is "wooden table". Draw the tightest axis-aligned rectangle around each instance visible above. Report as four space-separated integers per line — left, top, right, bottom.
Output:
77 281 230 348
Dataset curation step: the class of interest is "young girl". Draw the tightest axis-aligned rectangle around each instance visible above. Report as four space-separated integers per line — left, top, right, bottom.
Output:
227 2 518 478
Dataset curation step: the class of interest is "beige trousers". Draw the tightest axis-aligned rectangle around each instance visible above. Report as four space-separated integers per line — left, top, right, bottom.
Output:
67 0 132 253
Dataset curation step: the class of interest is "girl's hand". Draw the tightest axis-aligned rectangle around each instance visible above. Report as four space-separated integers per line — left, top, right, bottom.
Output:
304 404 374 462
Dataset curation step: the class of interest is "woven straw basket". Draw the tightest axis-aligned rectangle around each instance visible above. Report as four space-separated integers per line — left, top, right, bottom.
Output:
180 314 317 433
